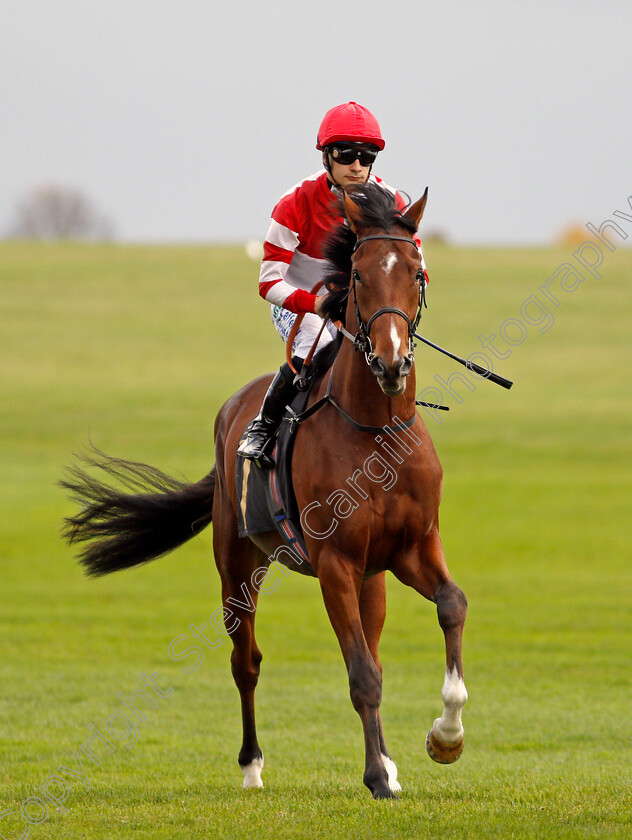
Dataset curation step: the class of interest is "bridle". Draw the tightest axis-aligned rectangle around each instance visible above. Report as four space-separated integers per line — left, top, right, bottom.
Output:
285 232 443 435
341 233 427 364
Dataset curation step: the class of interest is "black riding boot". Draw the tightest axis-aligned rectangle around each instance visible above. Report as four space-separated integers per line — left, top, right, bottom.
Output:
237 363 299 469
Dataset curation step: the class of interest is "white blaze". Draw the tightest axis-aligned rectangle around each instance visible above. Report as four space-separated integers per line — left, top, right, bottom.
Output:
390 317 403 364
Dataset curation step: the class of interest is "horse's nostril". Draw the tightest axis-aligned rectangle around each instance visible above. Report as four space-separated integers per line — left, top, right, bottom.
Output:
370 356 387 377
399 356 413 377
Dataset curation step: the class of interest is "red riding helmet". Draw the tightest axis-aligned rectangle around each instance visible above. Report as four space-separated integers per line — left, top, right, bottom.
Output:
316 101 385 151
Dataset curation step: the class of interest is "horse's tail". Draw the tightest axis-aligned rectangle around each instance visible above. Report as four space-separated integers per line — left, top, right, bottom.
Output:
60 447 215 577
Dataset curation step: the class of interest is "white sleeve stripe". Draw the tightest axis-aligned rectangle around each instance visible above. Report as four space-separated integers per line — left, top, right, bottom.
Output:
259 259 290 284
266 219 299 251
263 280 295 306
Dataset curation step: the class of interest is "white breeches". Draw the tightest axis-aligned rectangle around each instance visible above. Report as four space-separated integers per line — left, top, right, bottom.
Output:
270 304 338 359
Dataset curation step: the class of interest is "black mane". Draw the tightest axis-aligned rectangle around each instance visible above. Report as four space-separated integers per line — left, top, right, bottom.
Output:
320 181 417 323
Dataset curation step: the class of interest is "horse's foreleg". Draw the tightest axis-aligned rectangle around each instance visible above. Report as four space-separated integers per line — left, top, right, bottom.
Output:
213 501 266 788
391 530 468 764
426 577 468 763
319 556 395 799
359 573 401 792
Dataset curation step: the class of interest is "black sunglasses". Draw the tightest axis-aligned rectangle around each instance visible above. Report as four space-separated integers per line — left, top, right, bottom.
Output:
329 144 379 166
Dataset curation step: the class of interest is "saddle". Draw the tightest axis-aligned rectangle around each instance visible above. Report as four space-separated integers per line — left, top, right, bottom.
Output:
235 383 313 570
235 341 341 573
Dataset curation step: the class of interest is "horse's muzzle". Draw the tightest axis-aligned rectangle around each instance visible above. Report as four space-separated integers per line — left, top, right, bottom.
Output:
370 353 413 397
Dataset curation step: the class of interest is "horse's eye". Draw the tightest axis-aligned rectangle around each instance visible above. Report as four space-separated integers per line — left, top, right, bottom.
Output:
353 270 362 285
415 269 424 284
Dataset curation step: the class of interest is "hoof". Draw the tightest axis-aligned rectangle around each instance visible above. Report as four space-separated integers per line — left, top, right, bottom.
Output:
372 787 398 800
365 767 399 800
426 728 464 764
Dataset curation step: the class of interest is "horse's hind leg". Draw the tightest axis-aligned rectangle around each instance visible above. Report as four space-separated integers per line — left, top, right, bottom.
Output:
213 502 266 788
391 530 468 764
359 573 401 792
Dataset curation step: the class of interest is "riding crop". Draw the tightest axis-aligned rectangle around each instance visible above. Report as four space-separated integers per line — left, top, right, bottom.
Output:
413 332 513 390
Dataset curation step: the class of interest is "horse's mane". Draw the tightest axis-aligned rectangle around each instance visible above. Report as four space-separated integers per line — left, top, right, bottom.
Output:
320 181 417 324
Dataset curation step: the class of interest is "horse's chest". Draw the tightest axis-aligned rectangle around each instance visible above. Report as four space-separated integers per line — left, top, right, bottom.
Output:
294 421 442 566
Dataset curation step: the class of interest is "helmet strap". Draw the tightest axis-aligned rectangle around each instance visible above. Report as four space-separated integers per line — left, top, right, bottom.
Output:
323 150 338 186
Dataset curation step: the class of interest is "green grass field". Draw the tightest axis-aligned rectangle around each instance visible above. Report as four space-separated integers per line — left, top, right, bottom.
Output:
1 240 630 839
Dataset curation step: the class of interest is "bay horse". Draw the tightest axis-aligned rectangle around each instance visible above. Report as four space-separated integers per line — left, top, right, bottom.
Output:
62 182 468 800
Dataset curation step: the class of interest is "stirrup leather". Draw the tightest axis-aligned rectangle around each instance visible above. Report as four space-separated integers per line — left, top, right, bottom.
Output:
237 366 298 469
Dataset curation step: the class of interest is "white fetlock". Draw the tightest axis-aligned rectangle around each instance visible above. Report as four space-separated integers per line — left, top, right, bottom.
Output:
426 667 468 764
241 755 264 788
381 754 402 792
434 666 468 743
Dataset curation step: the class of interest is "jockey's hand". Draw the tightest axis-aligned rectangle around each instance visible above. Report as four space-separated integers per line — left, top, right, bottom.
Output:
314 295 327 317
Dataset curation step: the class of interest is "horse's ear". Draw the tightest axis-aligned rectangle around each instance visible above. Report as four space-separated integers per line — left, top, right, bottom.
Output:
404 187 428 228
343 190 364 233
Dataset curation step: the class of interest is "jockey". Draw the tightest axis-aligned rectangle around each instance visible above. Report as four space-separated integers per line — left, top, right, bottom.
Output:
237 101 426 468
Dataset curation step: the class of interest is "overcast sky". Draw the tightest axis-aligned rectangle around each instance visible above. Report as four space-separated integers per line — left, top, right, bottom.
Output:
2 1 631 244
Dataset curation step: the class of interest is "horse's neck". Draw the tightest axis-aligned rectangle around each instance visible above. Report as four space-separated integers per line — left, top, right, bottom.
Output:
330 338 417 429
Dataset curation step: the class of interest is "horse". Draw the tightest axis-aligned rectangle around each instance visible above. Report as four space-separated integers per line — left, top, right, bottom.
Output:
62 182 468 800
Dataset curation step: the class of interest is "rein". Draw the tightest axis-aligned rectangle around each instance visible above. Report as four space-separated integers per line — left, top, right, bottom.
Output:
283 367 418 435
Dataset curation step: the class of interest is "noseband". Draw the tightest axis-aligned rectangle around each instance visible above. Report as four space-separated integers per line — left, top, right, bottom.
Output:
347 234 427 362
